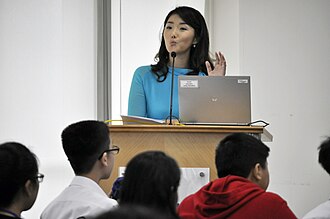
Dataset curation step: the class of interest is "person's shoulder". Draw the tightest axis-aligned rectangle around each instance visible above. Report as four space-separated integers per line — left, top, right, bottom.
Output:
40 185 71 216
178 193 195 212
178 185 206 209
180 193 195 203
256 191 297 218
103 197 118 206
134 65 152 75
262 191 288 202
132 65 156 81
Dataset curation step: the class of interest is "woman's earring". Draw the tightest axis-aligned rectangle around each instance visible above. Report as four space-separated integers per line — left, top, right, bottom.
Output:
192 44 196 48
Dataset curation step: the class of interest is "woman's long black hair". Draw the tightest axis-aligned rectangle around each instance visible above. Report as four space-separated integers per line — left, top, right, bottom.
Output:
119 151 181 219
151 6 214 82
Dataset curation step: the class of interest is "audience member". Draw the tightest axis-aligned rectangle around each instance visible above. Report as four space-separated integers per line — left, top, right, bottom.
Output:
90 204 171 219
0 142 43 219
177 133 297 219
41 120 118 219
303 137 330 219
119 151 180 219
109 176 124 201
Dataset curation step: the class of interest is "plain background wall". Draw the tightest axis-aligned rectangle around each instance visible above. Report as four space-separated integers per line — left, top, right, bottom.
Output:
1 0 330 218
0 0 96 218
213 0 330 216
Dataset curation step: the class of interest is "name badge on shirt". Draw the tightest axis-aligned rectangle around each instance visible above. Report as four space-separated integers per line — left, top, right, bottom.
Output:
180 80 199 88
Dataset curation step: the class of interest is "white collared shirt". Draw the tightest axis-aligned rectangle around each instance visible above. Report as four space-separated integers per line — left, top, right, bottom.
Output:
41 176 117 219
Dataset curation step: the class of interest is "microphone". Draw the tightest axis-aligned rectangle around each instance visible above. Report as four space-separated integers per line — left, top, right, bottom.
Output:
169 51 176 125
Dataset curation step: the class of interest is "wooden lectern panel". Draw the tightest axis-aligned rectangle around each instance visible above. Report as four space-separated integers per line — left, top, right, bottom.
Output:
100 125 272 194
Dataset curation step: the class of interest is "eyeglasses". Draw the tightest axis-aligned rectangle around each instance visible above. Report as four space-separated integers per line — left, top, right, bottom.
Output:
98 145 120 159
36 173 44 183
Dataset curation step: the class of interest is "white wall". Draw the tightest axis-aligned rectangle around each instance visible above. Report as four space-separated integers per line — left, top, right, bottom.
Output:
213 0 330 217
0 0 97 218
210 0 240 76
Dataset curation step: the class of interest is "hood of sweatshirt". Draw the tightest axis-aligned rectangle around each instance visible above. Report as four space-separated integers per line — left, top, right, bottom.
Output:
185 175 265 218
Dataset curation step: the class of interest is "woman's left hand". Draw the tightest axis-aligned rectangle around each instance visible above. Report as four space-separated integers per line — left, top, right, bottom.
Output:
205 51 226 76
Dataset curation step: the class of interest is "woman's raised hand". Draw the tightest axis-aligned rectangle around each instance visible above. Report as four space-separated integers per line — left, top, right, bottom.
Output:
206 51 226 76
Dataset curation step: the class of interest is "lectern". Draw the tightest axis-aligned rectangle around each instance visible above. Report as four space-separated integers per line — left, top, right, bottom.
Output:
100 124 272 193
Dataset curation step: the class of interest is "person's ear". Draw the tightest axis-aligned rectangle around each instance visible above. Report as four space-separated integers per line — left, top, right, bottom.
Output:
99 153 109 167
251 163 263 181
24 179 35 197
193 38 199 45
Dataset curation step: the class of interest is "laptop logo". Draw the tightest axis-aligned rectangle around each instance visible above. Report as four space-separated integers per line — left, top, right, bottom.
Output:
211 97 218 102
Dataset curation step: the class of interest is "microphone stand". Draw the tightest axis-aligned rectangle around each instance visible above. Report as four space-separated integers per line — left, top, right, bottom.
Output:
169 51 176 125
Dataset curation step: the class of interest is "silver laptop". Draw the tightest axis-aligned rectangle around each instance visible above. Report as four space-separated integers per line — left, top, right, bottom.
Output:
178 76 251 125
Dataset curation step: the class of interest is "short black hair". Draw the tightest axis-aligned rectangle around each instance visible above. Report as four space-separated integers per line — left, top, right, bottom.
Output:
216 133 270 178
92 205 173 219
119 151 180 218
0 142 38 207
61 120 110 175
318 137 330 175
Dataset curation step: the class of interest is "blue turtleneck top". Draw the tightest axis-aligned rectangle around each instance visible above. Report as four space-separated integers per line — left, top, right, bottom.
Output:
128 65 206 120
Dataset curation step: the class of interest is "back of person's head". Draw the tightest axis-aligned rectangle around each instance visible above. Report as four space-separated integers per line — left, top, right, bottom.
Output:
318 137 330 175
119 151 180 218
0 142 40 210
216 133 270 178
91 205 173 219
62 120 110 175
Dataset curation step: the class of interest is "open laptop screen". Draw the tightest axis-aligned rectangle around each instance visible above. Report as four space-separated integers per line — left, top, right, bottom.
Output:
178 76 251 125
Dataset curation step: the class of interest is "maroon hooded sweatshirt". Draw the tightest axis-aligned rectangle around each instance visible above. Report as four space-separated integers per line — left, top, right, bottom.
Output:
177 175 297 219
